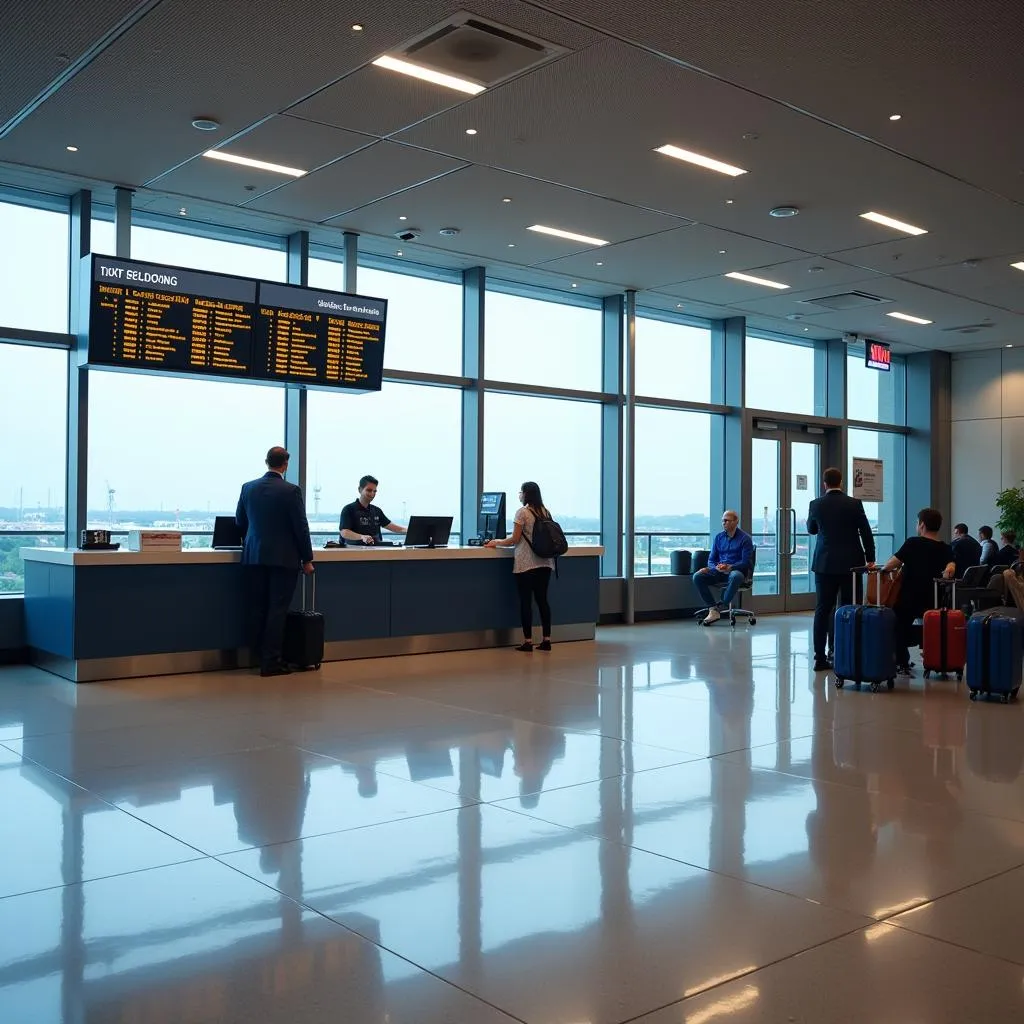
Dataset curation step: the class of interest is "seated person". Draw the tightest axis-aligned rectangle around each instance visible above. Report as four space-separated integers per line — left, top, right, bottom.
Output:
339 475 407 546
950 522 982 578
882 507 955 674
978 525 999 566
692 510 754 625
996 529 1020 567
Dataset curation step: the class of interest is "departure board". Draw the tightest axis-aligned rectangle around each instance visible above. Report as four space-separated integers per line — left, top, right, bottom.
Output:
86 256 256 377
254 282 387 391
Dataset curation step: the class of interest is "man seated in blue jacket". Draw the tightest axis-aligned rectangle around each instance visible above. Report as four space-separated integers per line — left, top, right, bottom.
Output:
692 510 754 625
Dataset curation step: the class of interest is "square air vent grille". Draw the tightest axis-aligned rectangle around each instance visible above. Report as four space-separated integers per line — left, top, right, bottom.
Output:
398 13 568 86
799 291 889 310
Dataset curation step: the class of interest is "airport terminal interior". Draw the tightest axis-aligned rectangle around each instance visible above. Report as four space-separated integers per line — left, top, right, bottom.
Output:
3 1 1024 1021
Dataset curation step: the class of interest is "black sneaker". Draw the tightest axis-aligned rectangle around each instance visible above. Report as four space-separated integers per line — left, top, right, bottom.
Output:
813 658 832 672
537 640 552 651
260 663 293 677
515 642 534 652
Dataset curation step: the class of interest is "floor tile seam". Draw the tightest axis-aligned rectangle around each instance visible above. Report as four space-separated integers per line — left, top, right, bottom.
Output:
0 850 212 906
612 918 878 1024
882 914 1024 969
207 852 531 1023
485 799 881 919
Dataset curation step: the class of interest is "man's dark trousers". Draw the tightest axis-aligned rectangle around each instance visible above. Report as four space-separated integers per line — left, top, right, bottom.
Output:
814 572 856 660
249 565 297 669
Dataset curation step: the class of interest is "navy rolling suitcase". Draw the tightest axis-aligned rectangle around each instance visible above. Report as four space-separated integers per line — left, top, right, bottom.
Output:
966 609 1023 703
283 573 324 671
833 568 897 693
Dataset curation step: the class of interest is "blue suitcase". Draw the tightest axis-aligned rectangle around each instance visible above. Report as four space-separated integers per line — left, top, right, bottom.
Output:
833 570 897 693
966 609 1023 703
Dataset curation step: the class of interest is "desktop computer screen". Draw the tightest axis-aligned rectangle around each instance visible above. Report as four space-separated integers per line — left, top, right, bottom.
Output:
478 491 506 540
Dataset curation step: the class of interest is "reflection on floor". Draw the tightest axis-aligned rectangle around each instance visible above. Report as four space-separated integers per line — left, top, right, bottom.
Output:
2 615 1024 1022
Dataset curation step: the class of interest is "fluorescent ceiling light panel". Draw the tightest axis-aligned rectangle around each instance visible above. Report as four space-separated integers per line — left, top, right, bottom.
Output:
655 143 747 177
203 150 306 177
724 271 789 289
372 55 485 95
527 224 609 246
1011 261 1024 271
859 211 928 236
887 311 933 325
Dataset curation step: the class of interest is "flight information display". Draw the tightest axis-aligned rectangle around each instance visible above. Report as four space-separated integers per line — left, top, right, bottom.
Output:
254 282 387 391
86 256 256 376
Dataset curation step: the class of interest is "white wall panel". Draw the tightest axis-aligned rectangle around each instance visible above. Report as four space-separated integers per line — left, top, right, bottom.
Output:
951 418 1002 530
951 350 1001 422
1001 348 1024 418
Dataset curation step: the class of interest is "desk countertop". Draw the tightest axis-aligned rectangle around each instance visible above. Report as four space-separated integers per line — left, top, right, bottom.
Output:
21 545 604 567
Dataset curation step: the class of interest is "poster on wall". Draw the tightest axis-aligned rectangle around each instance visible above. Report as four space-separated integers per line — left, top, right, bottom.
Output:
852 457 884 502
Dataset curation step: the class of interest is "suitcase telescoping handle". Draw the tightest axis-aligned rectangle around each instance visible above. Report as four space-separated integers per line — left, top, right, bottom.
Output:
852 565 885 607
301 570 316 613
934 577 957 611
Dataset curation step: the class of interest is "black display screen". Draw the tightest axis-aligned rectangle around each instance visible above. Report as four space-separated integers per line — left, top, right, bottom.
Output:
254 282 387 391
86 256 256 377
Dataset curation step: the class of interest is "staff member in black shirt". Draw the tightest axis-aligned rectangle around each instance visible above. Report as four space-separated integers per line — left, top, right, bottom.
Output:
339 475 407 546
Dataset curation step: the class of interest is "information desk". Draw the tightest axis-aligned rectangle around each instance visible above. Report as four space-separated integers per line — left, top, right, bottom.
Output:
21 546 602 683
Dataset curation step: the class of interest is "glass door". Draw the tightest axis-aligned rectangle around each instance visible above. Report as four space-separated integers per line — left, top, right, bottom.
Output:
749 427 824 613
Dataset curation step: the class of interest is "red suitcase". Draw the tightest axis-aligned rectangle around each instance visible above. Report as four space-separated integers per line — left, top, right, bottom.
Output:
922 580 966 680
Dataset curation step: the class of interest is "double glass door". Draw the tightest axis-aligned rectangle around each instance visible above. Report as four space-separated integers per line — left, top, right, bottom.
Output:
749 427 825 613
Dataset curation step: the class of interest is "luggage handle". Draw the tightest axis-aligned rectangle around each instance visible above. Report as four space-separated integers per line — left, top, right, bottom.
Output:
933 577 957 611
852 565 885 607
300 570 316 613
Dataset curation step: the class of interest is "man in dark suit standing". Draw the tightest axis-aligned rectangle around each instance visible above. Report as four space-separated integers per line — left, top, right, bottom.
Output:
807 467 876 672
236 446 314 677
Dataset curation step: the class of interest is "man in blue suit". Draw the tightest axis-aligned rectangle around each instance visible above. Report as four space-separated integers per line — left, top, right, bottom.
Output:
236 446 314 676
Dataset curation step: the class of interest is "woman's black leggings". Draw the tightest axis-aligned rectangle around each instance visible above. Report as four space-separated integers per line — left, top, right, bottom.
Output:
516 568 552 638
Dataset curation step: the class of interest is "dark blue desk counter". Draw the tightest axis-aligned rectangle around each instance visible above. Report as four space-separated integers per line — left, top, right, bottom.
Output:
21 545 603 682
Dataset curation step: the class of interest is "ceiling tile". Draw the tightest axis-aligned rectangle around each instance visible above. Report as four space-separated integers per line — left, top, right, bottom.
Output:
326 163 685 265
246 141 467 222
903 259 1024 315
145 116 374 202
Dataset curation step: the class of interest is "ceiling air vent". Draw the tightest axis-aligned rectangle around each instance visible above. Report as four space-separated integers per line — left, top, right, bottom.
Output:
398 13 568 86
941 322 995 334
798 291 889 311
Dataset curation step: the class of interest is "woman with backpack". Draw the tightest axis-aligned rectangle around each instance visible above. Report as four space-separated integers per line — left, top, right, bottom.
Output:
486 481 556 651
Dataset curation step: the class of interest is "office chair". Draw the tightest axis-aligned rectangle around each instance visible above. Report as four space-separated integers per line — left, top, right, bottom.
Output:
695 546 757 627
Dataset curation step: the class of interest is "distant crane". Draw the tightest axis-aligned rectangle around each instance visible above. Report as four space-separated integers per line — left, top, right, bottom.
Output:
105 480 116 526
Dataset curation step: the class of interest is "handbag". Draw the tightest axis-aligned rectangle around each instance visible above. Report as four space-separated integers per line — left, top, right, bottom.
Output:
866 568 903 608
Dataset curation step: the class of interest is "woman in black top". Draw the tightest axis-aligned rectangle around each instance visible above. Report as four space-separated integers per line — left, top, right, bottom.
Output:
883 508 956 674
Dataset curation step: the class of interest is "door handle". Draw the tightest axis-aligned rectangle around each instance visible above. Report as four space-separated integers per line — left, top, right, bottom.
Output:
775 507 784 555
789 507 797 557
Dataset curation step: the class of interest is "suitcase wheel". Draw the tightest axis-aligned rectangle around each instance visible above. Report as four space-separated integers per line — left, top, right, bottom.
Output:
835 677 845 690
956 671 963 682
923 669 931 679
314 662 322 670
870 681 882 693
887 678 895 691
969 690 978 701
730 619 736 628
1013 686 1021 699
749 617 757 625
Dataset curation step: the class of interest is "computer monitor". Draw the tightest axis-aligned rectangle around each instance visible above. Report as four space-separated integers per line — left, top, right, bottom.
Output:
404 515 453 548
212 516 244 549
478 491 506 540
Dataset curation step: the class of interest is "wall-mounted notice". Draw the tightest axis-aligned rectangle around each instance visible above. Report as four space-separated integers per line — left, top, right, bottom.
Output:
852 457 884 502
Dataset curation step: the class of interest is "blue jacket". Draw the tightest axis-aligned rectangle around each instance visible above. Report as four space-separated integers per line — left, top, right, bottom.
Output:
709 528 753 576
236 472 314 568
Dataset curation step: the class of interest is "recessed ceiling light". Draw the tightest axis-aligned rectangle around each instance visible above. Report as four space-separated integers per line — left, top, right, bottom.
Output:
769 205 800 218
203 150 306 177
1011 261 1024 272
507 243 516 248
676 303 684 308
887 311 933 325
65 145 78 152
595 261 604 266
718 249 727 255
395 250 403 256
178 207 187 217
527 224 609 246
372 54 485 95
465 128 477 135
725 199 734 205
191 118 220 131
654 143 747 177
860 211 928 236
399 215 407 221
571 283 578 288
725 271 789 290
889 113 902 121
351 23 364 31
501 197 512 203
1007 344 1014 348
803 327 810 331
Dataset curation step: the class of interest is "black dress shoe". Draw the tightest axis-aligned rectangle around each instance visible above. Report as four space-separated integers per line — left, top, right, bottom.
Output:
813 658 832 672
260 663 293 677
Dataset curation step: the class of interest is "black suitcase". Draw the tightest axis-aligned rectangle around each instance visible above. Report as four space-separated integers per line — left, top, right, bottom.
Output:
283 573 324 670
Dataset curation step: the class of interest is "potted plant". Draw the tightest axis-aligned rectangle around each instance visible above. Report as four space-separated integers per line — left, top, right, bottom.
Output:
995 482 1024 538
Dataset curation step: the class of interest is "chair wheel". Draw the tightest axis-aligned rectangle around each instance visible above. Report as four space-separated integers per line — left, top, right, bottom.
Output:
956 671 963 682
730 619 736 628
1002 694 1011 704
749 617 757 625
835 678 845 689
923 670 931 679
887 678 895 691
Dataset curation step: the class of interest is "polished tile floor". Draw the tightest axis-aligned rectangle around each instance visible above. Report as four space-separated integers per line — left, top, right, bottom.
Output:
2 616 1024 1022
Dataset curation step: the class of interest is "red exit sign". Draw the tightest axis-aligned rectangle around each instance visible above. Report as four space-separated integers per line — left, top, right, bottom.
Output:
865 340 892 371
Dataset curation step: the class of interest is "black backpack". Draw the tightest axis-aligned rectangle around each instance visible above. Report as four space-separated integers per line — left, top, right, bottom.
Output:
525 508 569 559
